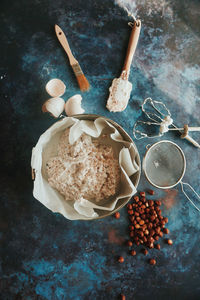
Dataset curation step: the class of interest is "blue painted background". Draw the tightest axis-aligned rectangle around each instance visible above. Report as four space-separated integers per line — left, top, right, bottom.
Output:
1 0 200 299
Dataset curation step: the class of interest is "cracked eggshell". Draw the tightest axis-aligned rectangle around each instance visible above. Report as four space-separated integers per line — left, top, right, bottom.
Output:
45 79 66 97
42 97 65 118
65 94 85 116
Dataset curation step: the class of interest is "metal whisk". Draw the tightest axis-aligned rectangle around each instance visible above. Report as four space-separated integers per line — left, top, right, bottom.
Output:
133 98 200 149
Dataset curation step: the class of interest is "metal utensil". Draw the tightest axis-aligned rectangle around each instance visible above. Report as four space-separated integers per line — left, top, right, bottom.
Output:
133 98 200 148
143 140 200 212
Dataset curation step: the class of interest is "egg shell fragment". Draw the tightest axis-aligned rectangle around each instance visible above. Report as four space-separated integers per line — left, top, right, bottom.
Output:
45 78 66 97
42 97 65 118
65 94 85 116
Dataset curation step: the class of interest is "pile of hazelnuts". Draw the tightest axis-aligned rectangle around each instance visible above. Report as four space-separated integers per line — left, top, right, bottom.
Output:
115 190 173 266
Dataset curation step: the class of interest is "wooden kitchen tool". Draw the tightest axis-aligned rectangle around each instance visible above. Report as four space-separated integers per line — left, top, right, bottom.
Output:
55 24 90 92
106 20 141 112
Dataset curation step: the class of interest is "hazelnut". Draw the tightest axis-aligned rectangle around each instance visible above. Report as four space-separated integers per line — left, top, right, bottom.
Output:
142 249 148 255
118 256 124 263
161 220 165 226
127 204 133 210
155 227 161 234
148 200 154 206
127 240 133 247
155 206 161 212
127 193 171 265
147 189 155 195
143 236 147 243
155 244 161 250
150 208 155 215
157 210 162 216
163 228 170 234
149 236 155 243
167 239 173 245
141 224 147 230
148 242 154 249
134 236 139 242
164 217 168 223
115 212 120 219
150 215 155 222
154 218 159 225
139 220 145 225
130 250 136 256
139 209 145 215
139 231 144 238
134 196 139 202
148 223 153 230
149 258 156 265
140 191 146 197
153 223 158 229
149 229 155 236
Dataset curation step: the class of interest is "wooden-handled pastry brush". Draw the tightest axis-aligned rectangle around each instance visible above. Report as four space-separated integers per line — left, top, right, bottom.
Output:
55 24 90 92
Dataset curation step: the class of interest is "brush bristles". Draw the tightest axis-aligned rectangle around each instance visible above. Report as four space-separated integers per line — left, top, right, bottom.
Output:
76 74 90 92
72 63 90 92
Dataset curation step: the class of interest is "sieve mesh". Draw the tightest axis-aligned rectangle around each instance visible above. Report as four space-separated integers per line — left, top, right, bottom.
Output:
143 141 186 188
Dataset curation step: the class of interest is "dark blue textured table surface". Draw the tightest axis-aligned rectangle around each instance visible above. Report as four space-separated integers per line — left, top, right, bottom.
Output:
1 0 200 299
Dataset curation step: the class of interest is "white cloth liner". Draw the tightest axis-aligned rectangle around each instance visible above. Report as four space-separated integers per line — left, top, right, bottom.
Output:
31 117 139 220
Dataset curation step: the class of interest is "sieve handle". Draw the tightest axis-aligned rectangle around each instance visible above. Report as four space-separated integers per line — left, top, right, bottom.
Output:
122 20 141 80
180 181 200 212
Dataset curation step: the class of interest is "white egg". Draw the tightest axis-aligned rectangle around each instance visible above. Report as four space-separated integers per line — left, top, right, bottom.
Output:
45 78 66 97
65 94 85 116
42 97 65 118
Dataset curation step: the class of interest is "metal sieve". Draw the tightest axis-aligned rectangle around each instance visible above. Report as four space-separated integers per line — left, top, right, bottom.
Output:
143 140 200 212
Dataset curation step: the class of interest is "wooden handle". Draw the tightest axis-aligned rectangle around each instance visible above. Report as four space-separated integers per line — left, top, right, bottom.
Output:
55 24 78 65
183 135 200 149
122 20 141 79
